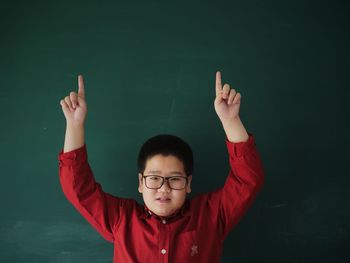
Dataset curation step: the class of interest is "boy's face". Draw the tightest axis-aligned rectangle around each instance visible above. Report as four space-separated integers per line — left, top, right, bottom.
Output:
138 154 192 217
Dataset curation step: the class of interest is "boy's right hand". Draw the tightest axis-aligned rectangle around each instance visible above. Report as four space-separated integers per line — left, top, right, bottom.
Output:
60 75 87 126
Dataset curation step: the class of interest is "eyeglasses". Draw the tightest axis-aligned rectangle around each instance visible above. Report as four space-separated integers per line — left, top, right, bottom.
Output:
141 174 188 190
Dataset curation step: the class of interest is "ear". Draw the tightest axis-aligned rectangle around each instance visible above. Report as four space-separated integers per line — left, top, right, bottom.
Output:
138 173 143 193
186 175 192 194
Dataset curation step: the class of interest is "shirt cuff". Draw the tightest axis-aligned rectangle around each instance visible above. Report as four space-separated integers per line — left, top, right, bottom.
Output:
225 132 256 158
58 144 88 166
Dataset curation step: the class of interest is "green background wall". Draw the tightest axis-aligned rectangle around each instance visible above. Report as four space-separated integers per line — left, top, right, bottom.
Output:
0 0 349 262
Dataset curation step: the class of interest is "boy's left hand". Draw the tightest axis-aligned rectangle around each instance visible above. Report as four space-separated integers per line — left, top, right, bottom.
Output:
214 71 242 123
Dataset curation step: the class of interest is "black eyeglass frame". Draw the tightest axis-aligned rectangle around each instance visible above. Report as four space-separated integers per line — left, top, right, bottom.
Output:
141 173 189 190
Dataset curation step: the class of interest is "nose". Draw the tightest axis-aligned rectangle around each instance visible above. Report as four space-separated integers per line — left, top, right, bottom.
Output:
158 178 171 193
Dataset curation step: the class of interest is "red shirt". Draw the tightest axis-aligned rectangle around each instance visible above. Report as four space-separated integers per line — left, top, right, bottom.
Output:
58 132 264 263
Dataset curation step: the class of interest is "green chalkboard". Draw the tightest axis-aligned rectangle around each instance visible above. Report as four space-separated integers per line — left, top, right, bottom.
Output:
0 0 349 262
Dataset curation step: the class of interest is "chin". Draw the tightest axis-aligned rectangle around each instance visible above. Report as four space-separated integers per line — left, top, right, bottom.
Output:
153 207 176 217
154 209 172 217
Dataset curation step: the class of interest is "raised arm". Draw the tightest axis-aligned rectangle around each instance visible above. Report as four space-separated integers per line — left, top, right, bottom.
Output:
58 75 122 243
209 71 264 237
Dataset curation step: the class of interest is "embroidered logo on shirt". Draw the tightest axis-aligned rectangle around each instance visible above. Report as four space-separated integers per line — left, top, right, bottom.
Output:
190 245 198 256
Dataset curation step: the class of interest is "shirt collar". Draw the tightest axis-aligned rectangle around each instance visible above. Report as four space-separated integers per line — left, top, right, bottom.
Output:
138 199 191 220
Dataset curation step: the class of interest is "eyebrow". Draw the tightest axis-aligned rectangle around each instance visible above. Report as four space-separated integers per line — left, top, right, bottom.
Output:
145 170 184 175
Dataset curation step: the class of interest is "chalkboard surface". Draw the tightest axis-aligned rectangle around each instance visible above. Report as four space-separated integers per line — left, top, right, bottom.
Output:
0 0 349 262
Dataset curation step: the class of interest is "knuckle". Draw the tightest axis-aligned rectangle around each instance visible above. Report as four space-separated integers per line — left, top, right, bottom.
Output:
64 97 72 104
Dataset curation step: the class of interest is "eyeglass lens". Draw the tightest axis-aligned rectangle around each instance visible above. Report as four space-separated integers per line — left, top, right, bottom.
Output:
145 176 186 190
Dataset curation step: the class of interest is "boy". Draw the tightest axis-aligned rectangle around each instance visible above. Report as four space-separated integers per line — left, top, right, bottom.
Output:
58 71 264 262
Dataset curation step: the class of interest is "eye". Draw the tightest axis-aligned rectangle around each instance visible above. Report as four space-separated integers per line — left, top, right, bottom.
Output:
149 176 161 181
170 177 180 182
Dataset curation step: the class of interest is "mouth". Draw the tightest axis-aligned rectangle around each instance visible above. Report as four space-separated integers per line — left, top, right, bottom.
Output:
155 197 171 203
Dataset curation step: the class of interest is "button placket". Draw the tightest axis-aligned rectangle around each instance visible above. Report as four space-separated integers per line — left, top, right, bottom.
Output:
158 218 170 262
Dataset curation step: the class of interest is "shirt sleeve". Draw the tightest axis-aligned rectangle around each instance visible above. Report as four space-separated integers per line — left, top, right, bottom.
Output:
58 144 125 243
207 132 265 238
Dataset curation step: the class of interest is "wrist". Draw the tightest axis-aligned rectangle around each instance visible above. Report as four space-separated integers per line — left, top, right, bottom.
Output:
221 116 249 143
63 124 85 153
66 121 85 129
220 116 241 127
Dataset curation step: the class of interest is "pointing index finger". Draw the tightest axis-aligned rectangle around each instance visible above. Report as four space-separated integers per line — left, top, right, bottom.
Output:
78 74 85 98
215 71 222 96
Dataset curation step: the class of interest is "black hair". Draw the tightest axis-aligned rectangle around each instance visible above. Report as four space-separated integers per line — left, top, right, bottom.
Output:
137 134 193 176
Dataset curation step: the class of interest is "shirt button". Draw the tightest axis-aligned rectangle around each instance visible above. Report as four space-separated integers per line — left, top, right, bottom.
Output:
161 249 167 255
162 219 166 224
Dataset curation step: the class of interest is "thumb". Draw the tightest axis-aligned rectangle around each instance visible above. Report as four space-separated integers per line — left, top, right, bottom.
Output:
214 94 224 106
